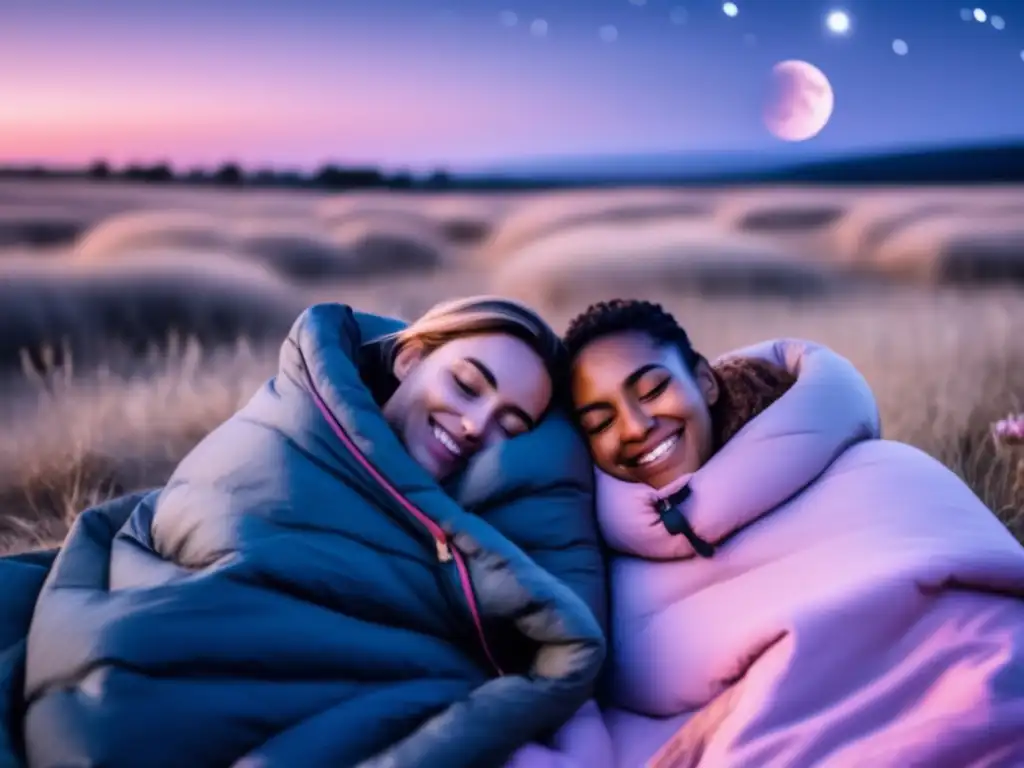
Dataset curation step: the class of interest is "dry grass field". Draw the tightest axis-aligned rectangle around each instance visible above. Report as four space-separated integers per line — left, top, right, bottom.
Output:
1 179 1022 553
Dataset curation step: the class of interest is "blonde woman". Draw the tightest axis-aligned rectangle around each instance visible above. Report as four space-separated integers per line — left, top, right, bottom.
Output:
11 297 606 768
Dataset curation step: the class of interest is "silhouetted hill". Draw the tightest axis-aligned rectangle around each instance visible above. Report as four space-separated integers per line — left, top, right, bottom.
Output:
754 142 1024 185
467 141 1024 186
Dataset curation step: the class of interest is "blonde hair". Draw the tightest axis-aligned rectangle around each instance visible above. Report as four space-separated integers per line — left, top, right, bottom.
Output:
384 295 566 378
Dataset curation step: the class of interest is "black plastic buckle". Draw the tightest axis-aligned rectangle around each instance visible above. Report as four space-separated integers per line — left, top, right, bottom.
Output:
654 486 715 558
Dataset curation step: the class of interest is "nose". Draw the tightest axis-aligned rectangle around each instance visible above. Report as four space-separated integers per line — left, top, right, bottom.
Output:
620 400 654 442
459 402 493 445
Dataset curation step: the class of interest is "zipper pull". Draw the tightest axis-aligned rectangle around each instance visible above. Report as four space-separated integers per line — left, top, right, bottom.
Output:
435 537 453 563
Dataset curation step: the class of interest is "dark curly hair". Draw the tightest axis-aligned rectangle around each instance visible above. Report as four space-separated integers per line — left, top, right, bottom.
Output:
563 299 796 449
564 299 702 370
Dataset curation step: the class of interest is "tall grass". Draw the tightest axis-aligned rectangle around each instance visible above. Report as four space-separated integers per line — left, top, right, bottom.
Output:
0 337 276 552
492 220 834 307
3 183 1024 554
1 286 1021 554
482 188 711 261
0 256 304 376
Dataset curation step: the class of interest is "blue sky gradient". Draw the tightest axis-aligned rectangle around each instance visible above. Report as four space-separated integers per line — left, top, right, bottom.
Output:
2 0 1022 169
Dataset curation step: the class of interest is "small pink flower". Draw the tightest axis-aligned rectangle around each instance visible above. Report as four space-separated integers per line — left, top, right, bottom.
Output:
992 412 1024 446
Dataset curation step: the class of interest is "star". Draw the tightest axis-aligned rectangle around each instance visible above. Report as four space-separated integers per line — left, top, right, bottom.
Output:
892 39 909 56
826 10 852 35
973 8 987 23
723 3 739 18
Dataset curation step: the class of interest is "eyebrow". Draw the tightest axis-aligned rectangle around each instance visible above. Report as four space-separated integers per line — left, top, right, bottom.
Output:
574 363 665 418
465 357 497 388
464 357 536 429
624 363 663 388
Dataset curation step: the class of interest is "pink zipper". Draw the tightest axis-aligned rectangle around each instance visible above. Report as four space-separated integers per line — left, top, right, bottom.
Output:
307 382 504 677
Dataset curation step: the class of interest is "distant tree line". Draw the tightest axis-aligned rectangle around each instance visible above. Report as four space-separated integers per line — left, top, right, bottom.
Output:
0 159 468 191
4 141 1023 190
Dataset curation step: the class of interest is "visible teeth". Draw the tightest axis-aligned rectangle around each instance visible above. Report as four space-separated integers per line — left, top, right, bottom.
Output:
433 425 462 456
637 435 678 465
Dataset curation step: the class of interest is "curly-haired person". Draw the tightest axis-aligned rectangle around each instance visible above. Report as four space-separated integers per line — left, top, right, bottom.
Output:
553 298 1024 768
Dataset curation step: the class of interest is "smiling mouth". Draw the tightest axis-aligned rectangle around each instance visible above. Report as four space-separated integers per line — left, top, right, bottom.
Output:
623 431 682 468
430 418 463 457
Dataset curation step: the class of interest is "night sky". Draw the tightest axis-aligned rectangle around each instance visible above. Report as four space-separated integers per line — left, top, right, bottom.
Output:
2 0 1023 170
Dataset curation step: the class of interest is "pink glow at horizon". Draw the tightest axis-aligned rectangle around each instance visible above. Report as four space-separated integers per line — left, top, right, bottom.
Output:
1 60 580 169
2 70 642 170
0 7 628 170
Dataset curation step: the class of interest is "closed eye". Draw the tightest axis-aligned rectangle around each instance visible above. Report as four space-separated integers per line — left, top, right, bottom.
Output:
498 416 528 438
584 416 614 436
452 373 479 398
639 378 670 401
576 403 615 436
